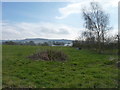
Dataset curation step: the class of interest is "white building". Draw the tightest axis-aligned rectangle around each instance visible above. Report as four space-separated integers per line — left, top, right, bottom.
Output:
51 43 73 47
64 43 73 46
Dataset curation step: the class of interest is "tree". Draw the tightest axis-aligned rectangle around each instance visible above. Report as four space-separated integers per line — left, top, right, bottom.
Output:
29 41 36 46
24 41 36 45
117 35 120 61
42 42 49 46
3 41 16 45
82 2 112 53
82 31 95 44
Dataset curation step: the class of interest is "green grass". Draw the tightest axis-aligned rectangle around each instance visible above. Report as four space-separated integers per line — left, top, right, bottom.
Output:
2 45 119 88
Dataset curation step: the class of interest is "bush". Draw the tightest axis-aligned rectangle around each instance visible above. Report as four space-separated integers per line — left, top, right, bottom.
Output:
104 60 115 65
28 49 68 61
3 41 17 45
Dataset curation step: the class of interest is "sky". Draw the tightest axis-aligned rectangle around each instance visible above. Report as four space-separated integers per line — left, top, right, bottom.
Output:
2 0 119 40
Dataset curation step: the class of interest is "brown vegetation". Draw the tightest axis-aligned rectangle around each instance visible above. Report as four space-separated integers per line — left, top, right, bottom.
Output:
28 49 68 61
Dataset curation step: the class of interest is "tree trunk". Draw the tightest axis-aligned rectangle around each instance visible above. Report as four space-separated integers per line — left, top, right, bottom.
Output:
101 30 105 53
117 35 120 61
97 32 101 53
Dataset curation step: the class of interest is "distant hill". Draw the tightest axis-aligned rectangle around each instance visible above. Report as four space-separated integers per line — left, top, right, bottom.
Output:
1 38 73 45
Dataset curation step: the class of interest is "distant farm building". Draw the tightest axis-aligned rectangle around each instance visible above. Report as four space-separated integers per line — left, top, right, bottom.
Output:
64 43 73 46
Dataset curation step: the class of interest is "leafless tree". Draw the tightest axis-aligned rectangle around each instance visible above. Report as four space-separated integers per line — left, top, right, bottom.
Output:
82 2 112 53
117 35 120 61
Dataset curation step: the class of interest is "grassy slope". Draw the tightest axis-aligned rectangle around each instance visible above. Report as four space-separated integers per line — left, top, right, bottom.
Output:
2 45 119 88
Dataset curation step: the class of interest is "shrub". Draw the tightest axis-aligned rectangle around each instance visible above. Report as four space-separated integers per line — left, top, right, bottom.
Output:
28 49 68 61
104 60 115 65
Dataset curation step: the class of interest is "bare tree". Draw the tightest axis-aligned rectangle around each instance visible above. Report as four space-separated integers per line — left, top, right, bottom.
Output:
82 2 112 53
117 35 120 61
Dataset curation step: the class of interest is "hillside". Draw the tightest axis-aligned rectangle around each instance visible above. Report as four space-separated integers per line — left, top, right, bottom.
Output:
2 45 119 88
1 38 73 44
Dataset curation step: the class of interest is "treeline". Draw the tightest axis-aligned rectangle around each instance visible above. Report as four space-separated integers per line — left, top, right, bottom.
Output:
2 41 48 46
73 35 119 50
2 41 67 46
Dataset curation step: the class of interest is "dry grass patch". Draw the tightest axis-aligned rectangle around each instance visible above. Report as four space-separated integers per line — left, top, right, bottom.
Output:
28 49 68 61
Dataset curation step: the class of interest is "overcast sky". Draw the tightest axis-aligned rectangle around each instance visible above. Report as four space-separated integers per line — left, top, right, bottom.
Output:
2 0 118 40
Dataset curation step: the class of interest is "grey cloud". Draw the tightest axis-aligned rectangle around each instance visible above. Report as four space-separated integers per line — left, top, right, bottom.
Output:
2 22 78 40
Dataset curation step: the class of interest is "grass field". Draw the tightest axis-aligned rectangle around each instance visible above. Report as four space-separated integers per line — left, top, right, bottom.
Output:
2 45 119 88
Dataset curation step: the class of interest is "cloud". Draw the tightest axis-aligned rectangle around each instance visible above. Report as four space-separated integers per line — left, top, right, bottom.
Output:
2 21 81 40
55 3 82 19
2 21 117 40
56 0 119 19
107 28 118 36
